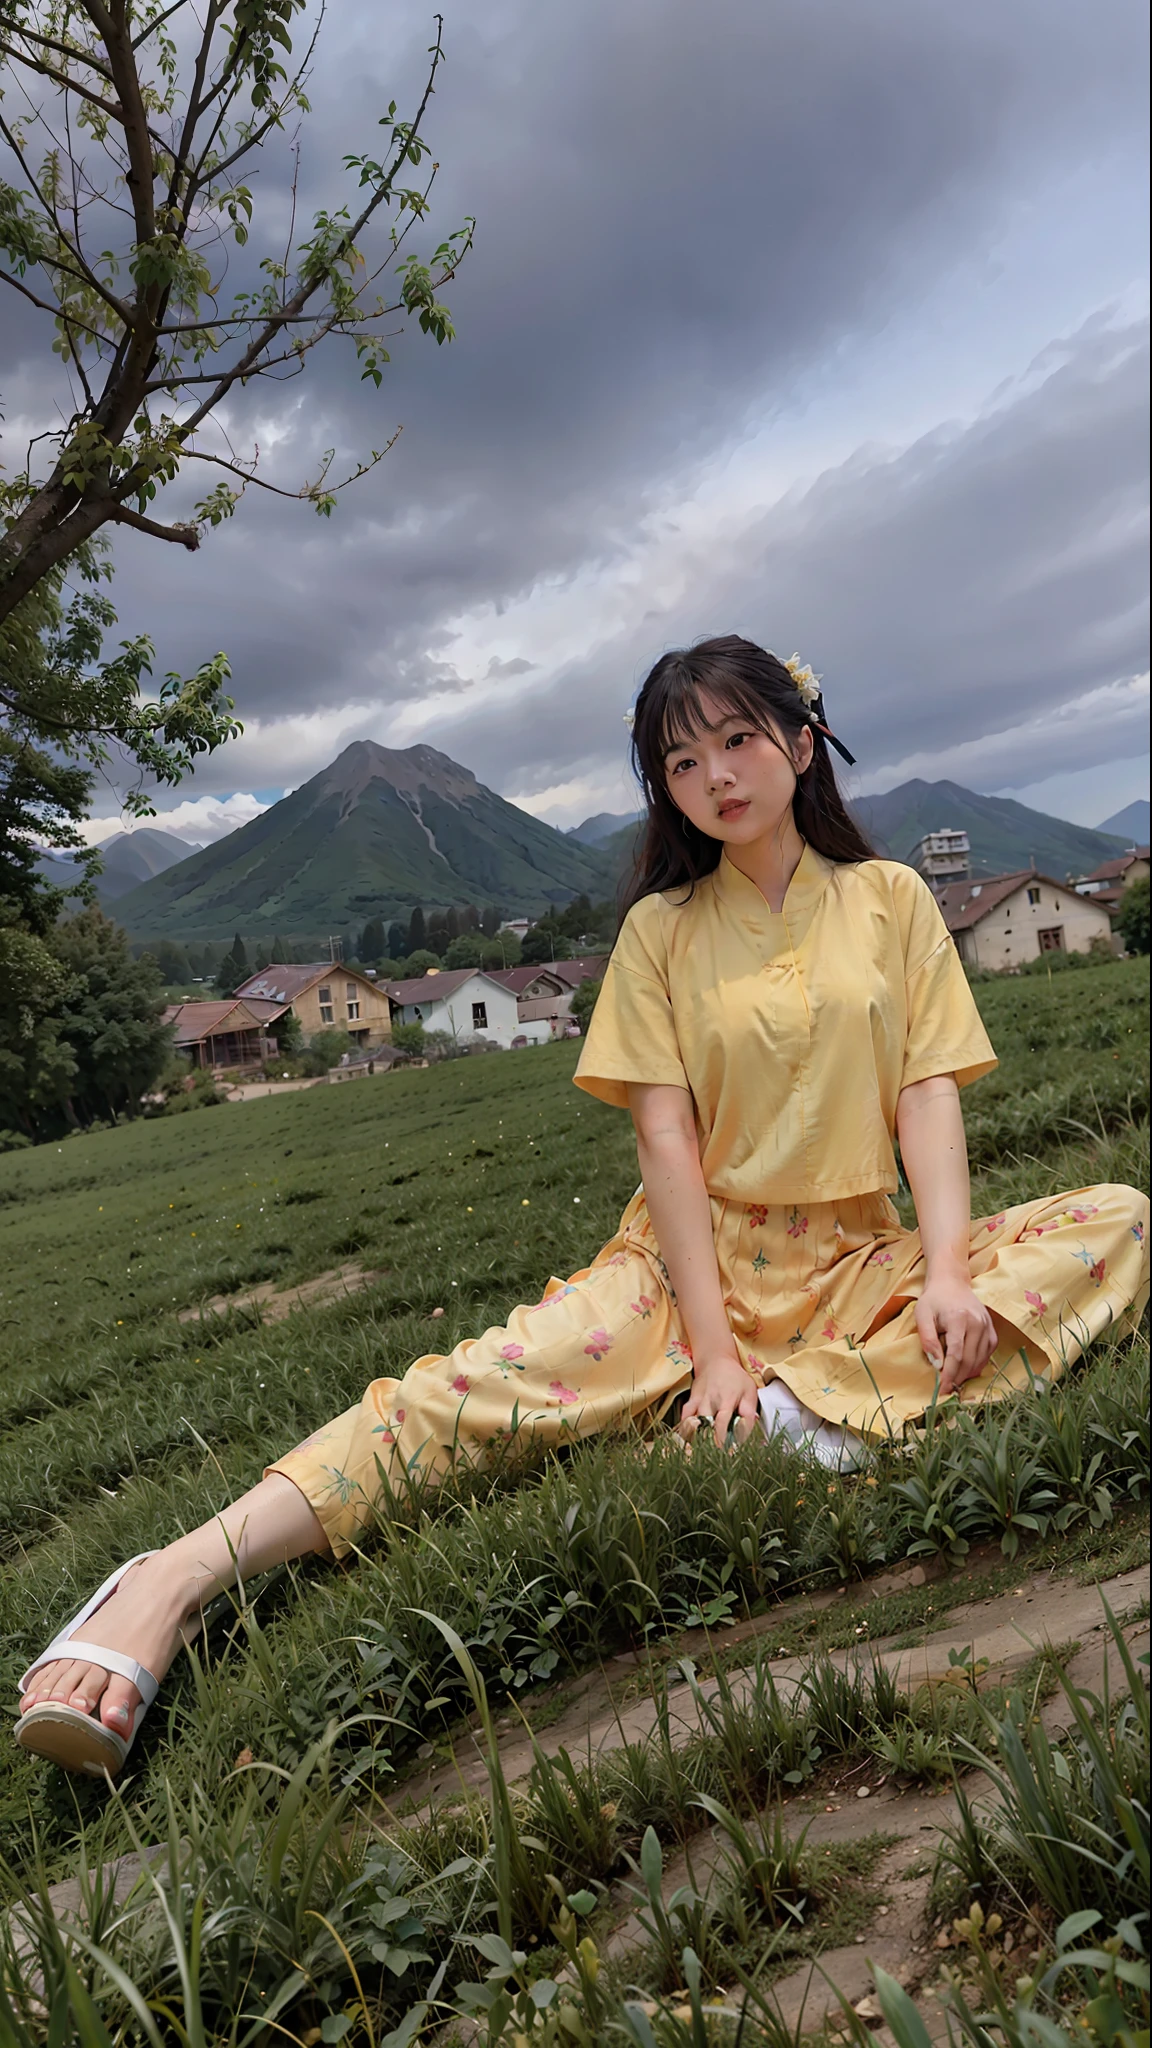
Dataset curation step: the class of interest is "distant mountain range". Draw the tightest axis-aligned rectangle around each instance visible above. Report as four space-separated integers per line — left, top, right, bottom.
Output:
1094 799 1149 844
112 741 619 941
848 780 1131 882
38 826 199 904
568 809 643 845
92 747 1140 946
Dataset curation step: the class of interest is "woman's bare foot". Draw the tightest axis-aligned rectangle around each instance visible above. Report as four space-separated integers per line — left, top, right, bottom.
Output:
19 1556 207 1737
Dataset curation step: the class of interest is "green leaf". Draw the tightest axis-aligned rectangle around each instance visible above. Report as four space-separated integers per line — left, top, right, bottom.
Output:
1057 1909 1102 1946
871 1966 936 2048
640 1826 663 1901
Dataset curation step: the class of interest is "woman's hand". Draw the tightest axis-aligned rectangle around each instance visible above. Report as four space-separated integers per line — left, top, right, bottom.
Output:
677 1351 760 1447
915 1272 997 1396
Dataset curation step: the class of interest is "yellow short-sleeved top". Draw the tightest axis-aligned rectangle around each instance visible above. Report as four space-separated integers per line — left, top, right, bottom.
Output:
574 845 997 1204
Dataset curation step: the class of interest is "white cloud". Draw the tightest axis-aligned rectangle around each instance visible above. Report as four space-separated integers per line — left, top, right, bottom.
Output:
79 791 272 847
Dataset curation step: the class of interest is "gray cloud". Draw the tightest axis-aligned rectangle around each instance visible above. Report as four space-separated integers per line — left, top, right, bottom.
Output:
422 313 1149 790
2 0 1147 809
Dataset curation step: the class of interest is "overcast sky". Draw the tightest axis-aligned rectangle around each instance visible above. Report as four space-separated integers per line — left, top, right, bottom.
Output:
4 0 1148 844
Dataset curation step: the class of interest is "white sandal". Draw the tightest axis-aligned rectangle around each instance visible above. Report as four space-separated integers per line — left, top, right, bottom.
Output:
14 1553 162 1777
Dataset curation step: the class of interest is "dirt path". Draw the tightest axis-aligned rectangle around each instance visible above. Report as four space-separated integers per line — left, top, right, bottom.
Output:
387 1562 1147 1814
177 1260 380 1325
27 1548 1148 2035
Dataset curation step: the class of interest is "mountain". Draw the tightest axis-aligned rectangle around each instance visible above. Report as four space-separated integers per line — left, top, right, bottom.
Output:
568 809 643 845
1094 799 1149 844
90 828 201 898
111 741 619 941
849 780 1131 881
36 827 200 905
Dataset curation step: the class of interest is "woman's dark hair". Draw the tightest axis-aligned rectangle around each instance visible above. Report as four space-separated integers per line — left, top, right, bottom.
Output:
622 634 874 913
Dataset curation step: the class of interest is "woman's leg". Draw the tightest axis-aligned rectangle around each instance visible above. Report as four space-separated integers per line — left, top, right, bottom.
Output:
22 1216 685 1736
266 1244 684 1558
19 1473 328 1736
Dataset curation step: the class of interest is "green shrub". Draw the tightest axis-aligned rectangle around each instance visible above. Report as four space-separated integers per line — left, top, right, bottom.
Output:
1118 875 1150 955
391 1021 426 1056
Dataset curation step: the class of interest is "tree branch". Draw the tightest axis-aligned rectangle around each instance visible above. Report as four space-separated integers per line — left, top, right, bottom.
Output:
0 267 106 343
0 40 127 122
131 0 188 51
106 503 199 548
2 19 116 83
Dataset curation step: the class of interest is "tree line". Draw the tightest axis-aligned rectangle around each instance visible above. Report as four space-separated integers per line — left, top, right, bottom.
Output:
141 891 620 997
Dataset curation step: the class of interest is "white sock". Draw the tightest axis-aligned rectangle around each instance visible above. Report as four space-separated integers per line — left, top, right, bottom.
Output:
757 1381 869 1472
757 1379 823 1443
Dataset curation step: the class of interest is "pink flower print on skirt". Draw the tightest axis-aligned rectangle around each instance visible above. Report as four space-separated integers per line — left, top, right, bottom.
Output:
501 1343 525 1362
583 1327 614 1360
786 1207 808 1238
1024 1290 1047 1318
450 1372 471 1394
630 1295 656 1318
548 1379 580 1405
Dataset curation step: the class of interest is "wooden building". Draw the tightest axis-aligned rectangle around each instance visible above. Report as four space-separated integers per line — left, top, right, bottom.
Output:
234 963 393 1046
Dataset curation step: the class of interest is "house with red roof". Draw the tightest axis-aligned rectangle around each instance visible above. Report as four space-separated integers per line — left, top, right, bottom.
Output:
935 870 1113 970
234 962 393 1046
162 997 288 1070
1073 846 1150 919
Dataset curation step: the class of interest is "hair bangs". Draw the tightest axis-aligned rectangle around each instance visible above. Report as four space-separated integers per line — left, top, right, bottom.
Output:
652 662 774 760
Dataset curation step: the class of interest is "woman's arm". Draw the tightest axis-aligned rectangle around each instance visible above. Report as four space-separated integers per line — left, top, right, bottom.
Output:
896 1074 997 1395
627 1081 759 1444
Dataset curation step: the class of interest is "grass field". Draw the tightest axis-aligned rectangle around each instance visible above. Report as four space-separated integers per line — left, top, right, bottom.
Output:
0 958 1147 2044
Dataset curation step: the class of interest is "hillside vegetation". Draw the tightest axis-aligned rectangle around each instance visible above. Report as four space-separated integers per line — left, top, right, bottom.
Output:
851 777 1130 879
0 958 1147 2043
114 741 618 942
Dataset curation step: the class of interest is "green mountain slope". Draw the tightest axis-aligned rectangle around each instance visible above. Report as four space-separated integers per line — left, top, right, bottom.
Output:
849 779 1129 880
113 742 617 942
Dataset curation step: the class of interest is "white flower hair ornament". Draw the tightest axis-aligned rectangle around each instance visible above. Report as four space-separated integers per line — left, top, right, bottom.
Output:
781 650 856 766
784 653 822 708
623 708 636 731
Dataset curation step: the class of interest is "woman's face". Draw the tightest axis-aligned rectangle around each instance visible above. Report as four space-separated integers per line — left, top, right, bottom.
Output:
662 689 813 845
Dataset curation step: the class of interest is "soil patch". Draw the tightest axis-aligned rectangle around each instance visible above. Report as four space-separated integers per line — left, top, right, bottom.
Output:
177 1261 380 1325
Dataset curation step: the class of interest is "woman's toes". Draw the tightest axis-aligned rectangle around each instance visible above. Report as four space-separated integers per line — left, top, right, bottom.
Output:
41 1660 90 1705
99 1676 141 1734
65 1665 110 1717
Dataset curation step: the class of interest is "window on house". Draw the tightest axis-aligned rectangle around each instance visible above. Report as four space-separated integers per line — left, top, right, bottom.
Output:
346 981 360 1021
1038 927 1065 952
1027 886 1041 905
472 1001 488 1030
318 983 334 1024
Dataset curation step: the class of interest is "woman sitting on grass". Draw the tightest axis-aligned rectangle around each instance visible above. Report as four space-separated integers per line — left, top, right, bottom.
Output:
17 636 1149 1777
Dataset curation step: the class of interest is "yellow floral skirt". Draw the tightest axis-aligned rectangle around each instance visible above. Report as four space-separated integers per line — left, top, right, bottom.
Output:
268 1182 1149 1557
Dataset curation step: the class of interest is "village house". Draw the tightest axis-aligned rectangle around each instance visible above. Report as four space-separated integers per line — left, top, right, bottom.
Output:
385 967 530 1047
162 997 287 1070
490 955 608 1035
935 869 1113 970
1073 846 1150 920
235 962 393 1047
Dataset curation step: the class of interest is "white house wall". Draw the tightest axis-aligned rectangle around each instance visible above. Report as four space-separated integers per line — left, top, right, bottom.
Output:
969 881 1112 970
396 975 523 1047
